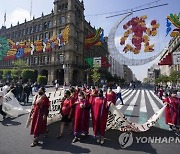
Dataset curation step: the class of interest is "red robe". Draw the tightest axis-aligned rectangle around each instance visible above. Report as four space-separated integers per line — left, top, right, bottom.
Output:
163 96 180 126
106 91 116 105
31 95 50 138
74 99 90 135
61 98 72 116
70 95 76 119
89 91 98 128
91 97 109 137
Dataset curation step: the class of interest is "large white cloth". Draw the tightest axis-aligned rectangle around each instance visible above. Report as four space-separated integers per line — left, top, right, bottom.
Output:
106 103 166 132
2 91 29 117
0 91 4 105
2 85 10 95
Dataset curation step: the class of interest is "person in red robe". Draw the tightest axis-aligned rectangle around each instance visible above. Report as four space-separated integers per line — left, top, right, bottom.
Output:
72 91 91 143
158 86 164 100
57 90 72 138
30 87 50 147
163 90 180 133
91 89 111 145
89 86 98 129
105 87 117 105
69 87 77 132
74 86 80 100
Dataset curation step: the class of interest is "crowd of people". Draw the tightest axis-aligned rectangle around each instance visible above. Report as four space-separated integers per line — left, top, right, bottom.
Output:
30 85 124 147
1 81 180 147
0 82 37 104
154 85 180 135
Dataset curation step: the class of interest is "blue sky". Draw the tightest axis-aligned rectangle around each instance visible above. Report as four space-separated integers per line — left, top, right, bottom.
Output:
0 0 179 81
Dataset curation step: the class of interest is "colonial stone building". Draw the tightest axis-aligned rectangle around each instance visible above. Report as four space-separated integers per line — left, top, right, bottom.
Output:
0 0 108 85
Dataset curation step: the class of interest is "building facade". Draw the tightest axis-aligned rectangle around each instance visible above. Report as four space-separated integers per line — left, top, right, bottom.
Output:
123 65 133 84
108 55 124 79
0 0 109 85
158 37 180 76
147 64 160 85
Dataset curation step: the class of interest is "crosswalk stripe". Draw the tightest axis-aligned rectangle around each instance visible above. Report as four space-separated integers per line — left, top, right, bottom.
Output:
140 90 147 113
121 89 129 95
149 90 164 106
146 90 160 113
126 90 140 111
122 89 133 100
116 90 136 109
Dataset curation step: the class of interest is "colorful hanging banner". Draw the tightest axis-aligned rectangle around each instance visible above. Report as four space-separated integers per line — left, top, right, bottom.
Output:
166 13 180 37
120 15 159 54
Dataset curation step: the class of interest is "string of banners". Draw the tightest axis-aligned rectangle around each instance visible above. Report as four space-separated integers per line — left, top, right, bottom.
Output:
2 90 166 132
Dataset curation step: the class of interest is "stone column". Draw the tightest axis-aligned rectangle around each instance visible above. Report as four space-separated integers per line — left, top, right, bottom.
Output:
63 64 72 86
48 67 55 84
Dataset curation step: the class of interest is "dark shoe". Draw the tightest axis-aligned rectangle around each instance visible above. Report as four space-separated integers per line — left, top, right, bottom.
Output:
72 137 80 143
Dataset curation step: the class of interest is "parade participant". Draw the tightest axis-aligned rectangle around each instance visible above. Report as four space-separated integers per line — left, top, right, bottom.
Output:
91 90 111 144
158 86 164 100
116 84 124 105
69 87 76 132
72 91 91 143
0 91 7 120
30 87 50 147
57 90 72 139
74 86 80 100
85 86 91 100
163 90 180 133
106 87 117 105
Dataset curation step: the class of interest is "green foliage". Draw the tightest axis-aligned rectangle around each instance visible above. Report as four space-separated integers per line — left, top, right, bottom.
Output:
37 75 48 85
11 69 19 80
155 75 170 84
2 69 11 79
91 67 100 85
22 69 35 82
169 71 180 83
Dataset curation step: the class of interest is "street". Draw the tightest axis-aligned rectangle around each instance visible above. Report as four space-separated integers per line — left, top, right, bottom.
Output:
0 87 179 154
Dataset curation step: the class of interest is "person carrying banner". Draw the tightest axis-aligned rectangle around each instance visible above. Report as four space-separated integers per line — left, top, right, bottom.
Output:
0 91 7 120
91 90 111 145
57 90 72 139
30 87 50 147
105 87 116 105
72 91 91 143
163 90 180 135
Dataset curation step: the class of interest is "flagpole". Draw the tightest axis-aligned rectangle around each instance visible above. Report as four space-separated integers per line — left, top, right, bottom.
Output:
4 11 6 27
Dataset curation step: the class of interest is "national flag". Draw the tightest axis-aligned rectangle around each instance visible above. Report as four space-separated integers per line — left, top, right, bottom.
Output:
85 58 93 67
85 57 111 68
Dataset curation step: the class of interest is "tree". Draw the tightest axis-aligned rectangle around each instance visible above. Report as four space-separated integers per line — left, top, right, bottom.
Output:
169 71 180 84
91 67 100 85
2 69 11 81
22 69 35 83
12 59 28 79
11 69 19 80
37 75 48 85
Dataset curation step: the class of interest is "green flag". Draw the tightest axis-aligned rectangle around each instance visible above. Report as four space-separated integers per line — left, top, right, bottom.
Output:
85 58 93 67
